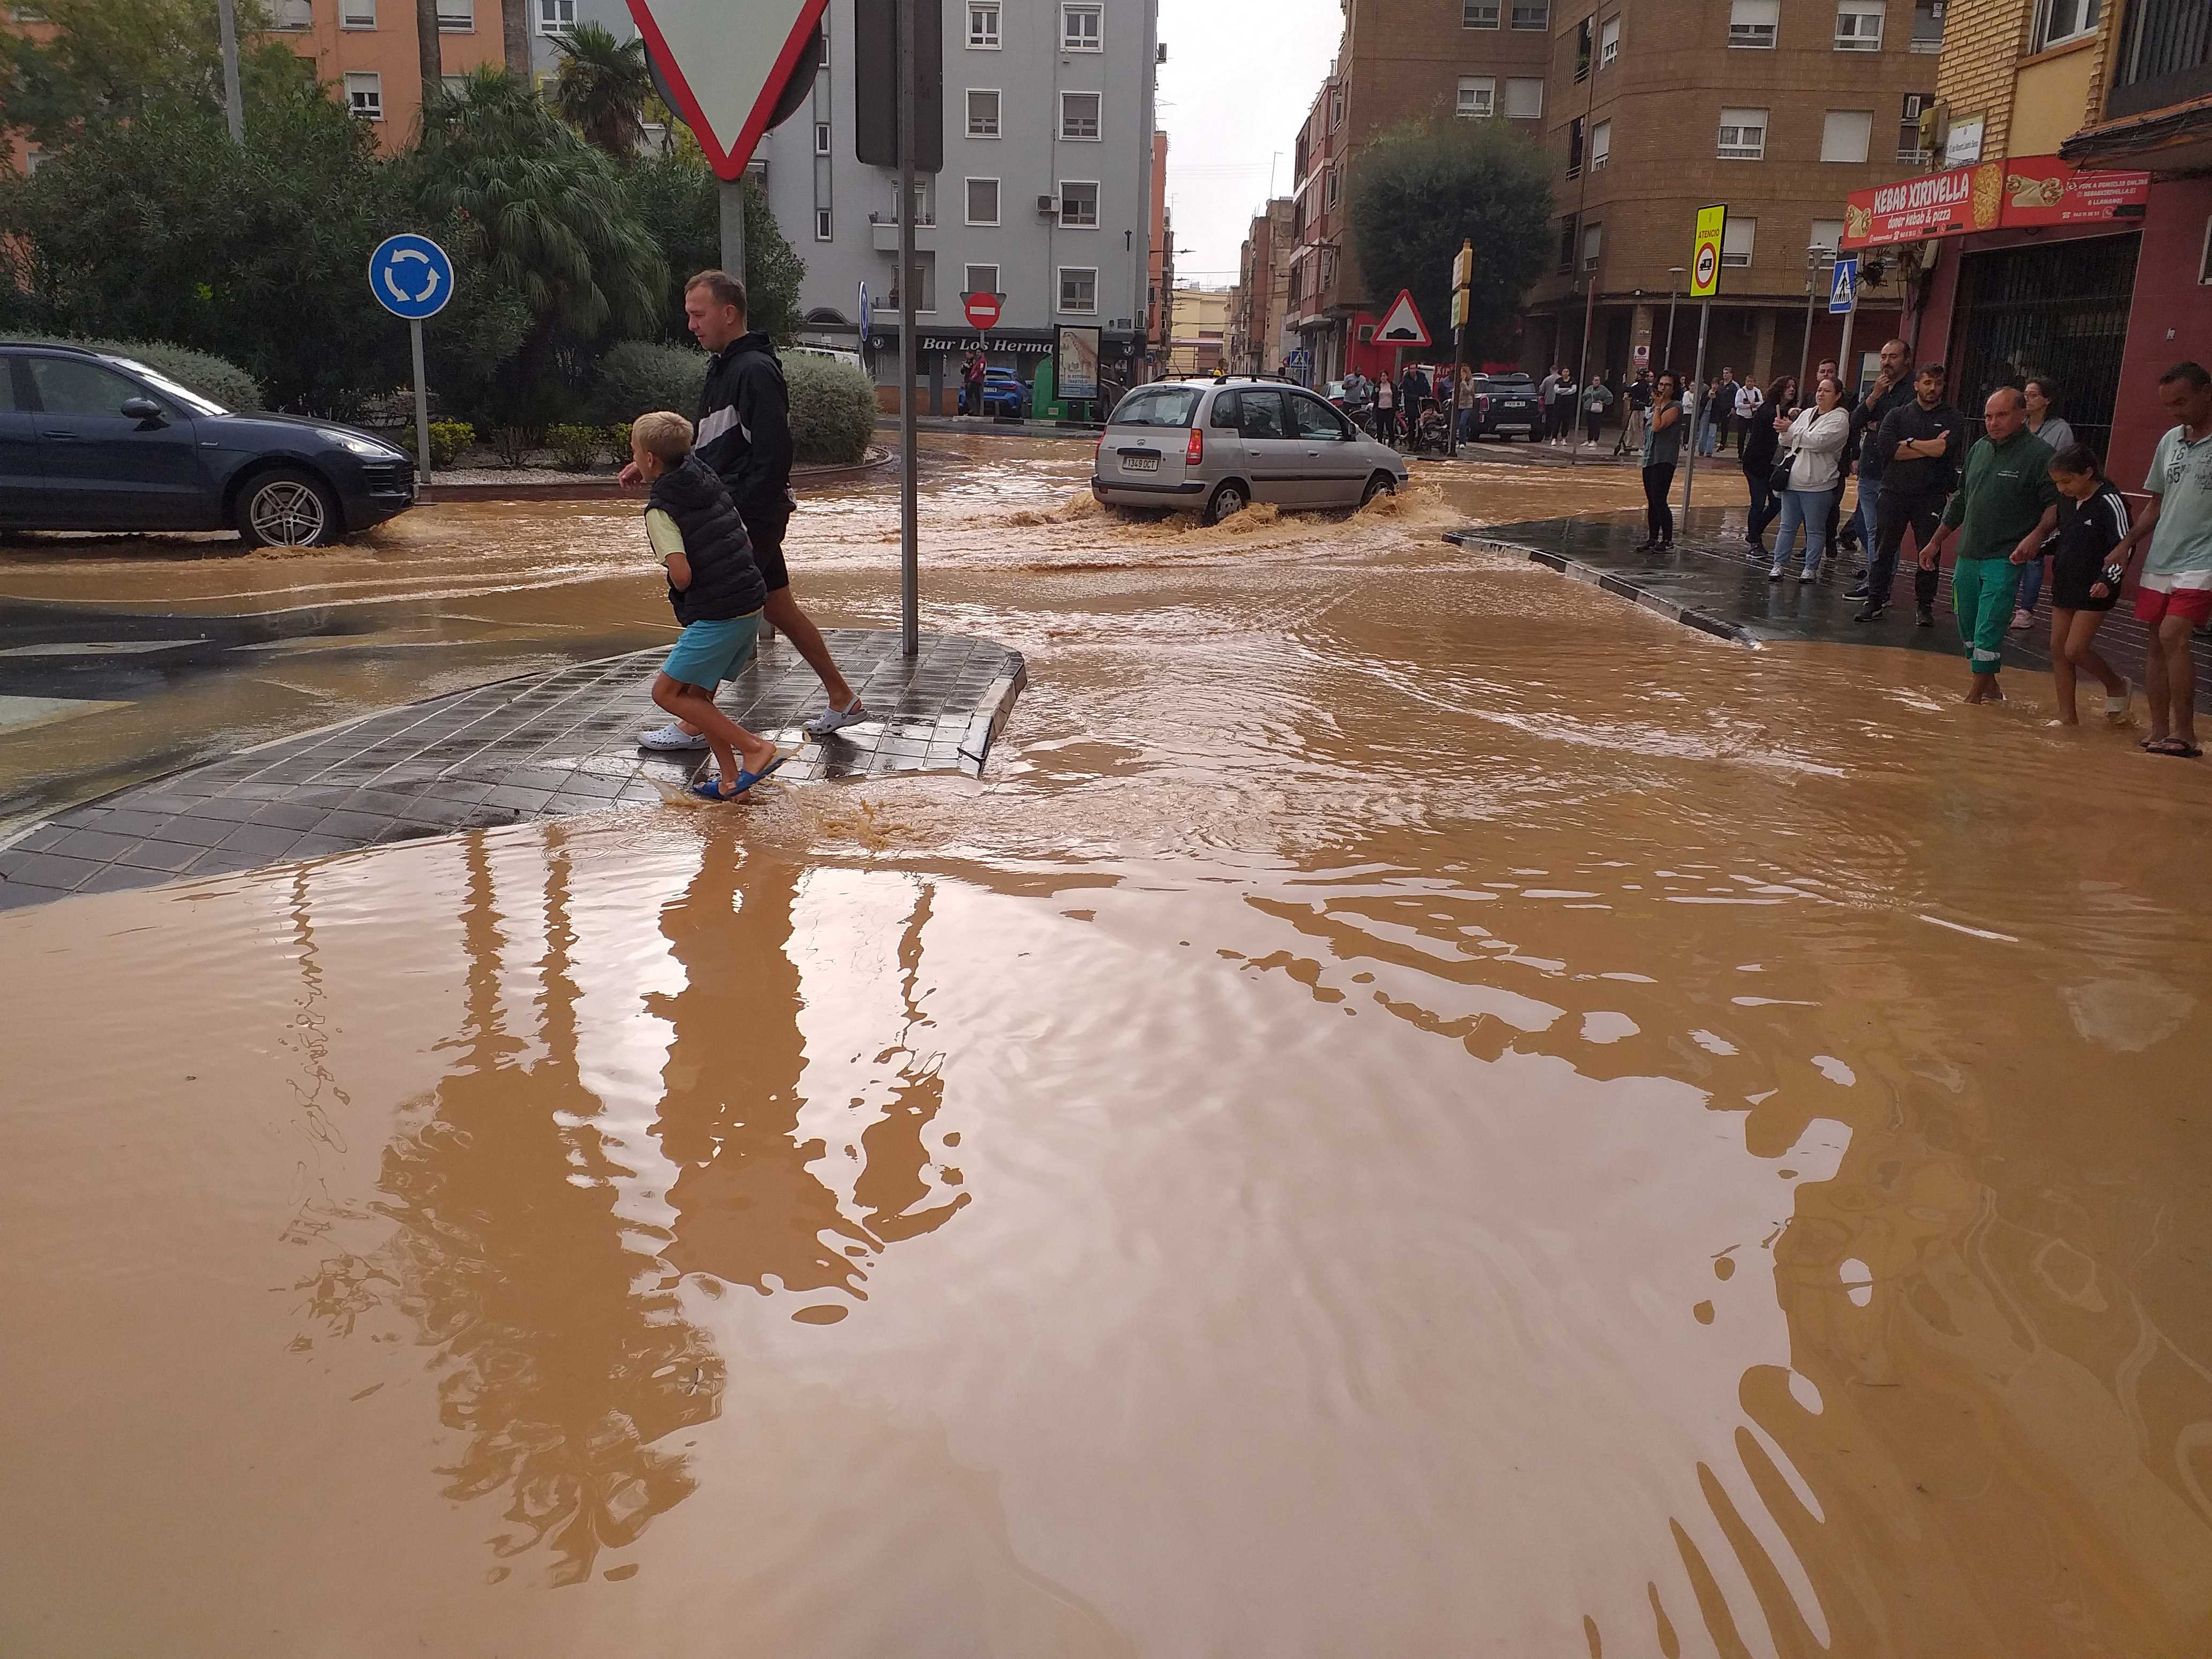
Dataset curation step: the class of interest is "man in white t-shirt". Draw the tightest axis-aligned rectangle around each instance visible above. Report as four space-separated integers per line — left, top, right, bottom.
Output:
2112 362 2212 758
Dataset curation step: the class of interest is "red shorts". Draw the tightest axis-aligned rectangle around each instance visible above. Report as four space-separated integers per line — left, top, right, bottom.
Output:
2134 582 2212 627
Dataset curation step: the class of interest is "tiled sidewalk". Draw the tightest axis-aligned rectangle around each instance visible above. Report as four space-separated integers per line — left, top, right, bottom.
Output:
0 628 1024 910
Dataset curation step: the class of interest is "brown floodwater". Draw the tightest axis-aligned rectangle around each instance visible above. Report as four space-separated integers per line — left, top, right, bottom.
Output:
5 439 2212 1656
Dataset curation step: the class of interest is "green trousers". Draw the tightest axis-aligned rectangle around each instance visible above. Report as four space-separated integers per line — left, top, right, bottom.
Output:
1952 557 2022 676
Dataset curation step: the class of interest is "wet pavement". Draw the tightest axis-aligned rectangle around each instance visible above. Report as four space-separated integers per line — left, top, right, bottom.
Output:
1455 506 2212 704
5 443 2212 1657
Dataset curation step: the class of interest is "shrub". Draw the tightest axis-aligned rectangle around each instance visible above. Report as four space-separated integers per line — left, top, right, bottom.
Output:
491 424 539 468
590 339 706 424
426 420 475 468
784 354 876 466
547 422 602 472
0 332 263 411
606 423 633 465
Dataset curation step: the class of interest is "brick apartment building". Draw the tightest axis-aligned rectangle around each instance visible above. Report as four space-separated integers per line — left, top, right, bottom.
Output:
1227 197 1295 375
1849 0 2212 488
1522 0 1946 402
1282 0 1553 384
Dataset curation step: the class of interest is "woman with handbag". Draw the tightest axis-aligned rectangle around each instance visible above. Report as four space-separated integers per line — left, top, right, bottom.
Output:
1768 376 1853 581
1638 372 1684 550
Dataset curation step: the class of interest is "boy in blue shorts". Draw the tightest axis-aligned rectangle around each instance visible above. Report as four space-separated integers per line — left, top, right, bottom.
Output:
632 411 788 800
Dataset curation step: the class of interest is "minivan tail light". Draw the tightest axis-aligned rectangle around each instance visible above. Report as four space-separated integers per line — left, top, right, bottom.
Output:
1185 427 1204 466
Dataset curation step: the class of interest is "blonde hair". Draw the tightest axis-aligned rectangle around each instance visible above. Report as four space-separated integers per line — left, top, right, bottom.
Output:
632 410 694 464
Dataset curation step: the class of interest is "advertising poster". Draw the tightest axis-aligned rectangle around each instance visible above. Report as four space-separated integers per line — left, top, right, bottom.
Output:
1056 325 1102 401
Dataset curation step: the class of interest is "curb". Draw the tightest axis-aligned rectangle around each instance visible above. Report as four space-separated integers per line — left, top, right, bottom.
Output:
1443 530 1757 648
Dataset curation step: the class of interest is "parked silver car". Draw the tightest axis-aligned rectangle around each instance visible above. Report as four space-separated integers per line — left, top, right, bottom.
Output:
1090 378 1410 524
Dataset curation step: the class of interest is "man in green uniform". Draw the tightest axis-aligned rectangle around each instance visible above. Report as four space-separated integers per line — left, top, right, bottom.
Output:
1924 388 2060 703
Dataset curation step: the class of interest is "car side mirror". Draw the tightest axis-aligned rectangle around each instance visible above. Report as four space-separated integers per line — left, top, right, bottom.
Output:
121 398 165 424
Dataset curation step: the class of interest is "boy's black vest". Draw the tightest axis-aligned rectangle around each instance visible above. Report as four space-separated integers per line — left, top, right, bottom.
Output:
649 454 766 625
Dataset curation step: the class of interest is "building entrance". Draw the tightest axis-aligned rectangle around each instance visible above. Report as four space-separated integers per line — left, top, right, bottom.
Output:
1950 233 2140 455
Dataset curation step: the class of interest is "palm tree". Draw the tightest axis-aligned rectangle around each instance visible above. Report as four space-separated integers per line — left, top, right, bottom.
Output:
499 0 530 77
548 22 651 161
414 0 443 128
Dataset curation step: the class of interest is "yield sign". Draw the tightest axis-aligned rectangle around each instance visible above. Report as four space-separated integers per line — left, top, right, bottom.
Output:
963 291 1002 331
629 0 827 182
1374 289 1431 347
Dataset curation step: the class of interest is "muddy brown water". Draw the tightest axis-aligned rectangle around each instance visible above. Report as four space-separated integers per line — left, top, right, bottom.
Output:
4 439 2211 1655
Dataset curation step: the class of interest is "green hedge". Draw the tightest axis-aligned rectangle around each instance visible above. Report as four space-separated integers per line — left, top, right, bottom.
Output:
0 334 263 412
592 340 874 467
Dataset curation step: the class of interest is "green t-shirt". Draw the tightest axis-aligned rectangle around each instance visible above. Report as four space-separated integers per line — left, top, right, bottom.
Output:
645 506 686 563
1940 428 2058 561
2143 424 2212 586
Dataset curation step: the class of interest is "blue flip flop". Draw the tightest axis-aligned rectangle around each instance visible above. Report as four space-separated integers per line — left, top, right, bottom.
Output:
689 753 790 802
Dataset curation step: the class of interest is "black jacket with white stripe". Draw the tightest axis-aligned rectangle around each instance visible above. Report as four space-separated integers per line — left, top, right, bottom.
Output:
696 331 795 520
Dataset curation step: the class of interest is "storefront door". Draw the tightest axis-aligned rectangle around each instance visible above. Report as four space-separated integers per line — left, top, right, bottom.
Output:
1950 233 2140 454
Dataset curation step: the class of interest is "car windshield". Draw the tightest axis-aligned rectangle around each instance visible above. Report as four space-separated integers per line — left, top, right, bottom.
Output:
1483 376 1535 389
1111 386 1201 428
108 357 229 416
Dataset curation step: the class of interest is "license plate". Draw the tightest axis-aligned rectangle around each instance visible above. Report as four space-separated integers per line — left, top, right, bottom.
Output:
1123 453 1160 473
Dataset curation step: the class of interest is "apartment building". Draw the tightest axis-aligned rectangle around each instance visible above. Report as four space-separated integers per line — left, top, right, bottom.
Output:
265 0 507 148
1227 198 1295 375
1282 0 1555 383
769 0 1162 411
1858 0 2212 484
1521 0 1945 401
1149 129 1173 365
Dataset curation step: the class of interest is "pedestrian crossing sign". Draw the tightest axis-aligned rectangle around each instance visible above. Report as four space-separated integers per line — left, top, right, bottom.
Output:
1829 257 1859 314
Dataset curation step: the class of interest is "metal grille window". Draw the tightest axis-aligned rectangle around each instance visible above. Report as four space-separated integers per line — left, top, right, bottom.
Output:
1953 234 2138 451
967 2 1000 48
1059 181 1100 227
2111 0 2210 116
1729 0 1779 47
1061 91 1101 139
1463 0 1499 24
1457 76 1494 116
1717 107 1767 159
1511 2 1549 27
1059 267 1098 312
2033 0 2101 51
966 178 1000 224
967 89 1000 136
1722 215 1757 267
1835 1 1883 49
1061 3 1101 49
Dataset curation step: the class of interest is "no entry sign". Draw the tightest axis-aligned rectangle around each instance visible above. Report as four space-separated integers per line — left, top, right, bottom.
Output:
963 290 1002 331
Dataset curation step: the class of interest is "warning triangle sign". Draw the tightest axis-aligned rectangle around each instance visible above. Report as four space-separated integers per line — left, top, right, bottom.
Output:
1374 289 1432 348
630 0 826 182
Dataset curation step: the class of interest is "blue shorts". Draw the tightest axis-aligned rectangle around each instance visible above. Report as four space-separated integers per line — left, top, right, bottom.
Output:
661 611 760 690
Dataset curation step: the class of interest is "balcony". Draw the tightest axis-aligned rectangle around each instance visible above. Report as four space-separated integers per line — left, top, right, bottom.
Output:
869 212 937 252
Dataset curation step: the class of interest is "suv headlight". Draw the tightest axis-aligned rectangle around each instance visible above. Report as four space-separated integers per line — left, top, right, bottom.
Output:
320 429 403 460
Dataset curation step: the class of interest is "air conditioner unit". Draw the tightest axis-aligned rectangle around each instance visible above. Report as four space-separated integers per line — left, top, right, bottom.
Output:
1037 195 1059 215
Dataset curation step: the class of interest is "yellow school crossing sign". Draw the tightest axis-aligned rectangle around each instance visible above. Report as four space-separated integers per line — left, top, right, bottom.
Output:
1691 204 1727 297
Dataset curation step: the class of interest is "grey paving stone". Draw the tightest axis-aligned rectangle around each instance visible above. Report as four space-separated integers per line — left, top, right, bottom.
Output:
139 814 236 849
48 828 146 863
192 796 265 824
481 786 554 813
114 840 205 873
215 823 304 858
0 879 68 910
248 801 331 832
183 848 266 877
285 834 354 860
8 824 77 854
0 850 102 891
77 864 171 895
311 810 392 841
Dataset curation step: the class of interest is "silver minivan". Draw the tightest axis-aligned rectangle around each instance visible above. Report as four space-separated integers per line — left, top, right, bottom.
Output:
1090 378 1410 525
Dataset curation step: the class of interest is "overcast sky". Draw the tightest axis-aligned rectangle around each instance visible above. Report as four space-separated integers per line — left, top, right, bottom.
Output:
1155 0 1345 288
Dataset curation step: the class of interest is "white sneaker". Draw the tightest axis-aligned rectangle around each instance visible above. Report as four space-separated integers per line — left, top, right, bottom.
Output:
639 723 709 751
2009 608 2033 632
802 700 871 738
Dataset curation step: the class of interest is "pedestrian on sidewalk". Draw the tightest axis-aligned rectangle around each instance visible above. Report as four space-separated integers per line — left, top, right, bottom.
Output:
1538 365 1562 441
1922 388 2060 704
2108 361 2212 758
1768 376 1852 581
1638 371 1684 550
1740 375 1790 556
1842 340 1917 600
1812 360 1849 555
2041 444 2134 726
1733 375 1763 456
1862 362 1963 625
1698 377 1722 456
1581 371 1613 447
629 412 787 799
2012 375 2078 631
625 270 870 750
1551 368 1579 443
1715 369 1741 453
1617 367 1651 455
964 350 988 417
1375 371 1396 445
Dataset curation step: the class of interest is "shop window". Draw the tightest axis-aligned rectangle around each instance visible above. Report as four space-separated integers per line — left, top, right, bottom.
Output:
1835 1 1883 49
1463 0 1499 24
2032 0 2100 52
1504 77 1544 118
1717 107 1767 159
1821 109 1873 162
1722 216 1757 268
1457 76 1495 117
967 89 1000 137
1729 0 1779 48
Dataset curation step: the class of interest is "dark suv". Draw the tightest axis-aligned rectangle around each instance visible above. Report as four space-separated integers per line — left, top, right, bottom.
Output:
1465 373 1542 441
0 343 417 546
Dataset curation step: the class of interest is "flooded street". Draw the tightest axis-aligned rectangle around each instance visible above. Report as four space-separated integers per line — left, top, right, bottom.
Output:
5 437 2211 1656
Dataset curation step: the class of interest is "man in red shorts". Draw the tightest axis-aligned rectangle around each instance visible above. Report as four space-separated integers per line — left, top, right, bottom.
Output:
2112 363 2212 759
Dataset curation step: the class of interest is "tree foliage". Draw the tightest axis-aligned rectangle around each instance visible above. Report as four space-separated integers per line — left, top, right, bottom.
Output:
1347 119 1554 360
627 157 803 345
548 23 652 160
0 0 309 149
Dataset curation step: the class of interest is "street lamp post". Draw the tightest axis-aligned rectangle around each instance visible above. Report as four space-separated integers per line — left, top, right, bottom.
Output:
1798 244 1833 396
1663 268 1684 376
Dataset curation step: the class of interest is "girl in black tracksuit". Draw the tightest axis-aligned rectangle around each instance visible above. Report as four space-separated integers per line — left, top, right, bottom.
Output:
2042 443 2134 725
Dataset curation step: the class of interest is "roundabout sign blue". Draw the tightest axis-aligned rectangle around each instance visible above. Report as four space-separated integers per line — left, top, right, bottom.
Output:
369 233 454 320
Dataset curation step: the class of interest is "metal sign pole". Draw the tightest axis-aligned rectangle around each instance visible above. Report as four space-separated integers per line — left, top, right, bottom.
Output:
216 0 245 144
719 179 748 287
409 319 433 484
896 0 919 657
1681 299 1711 524
1835 274 1860 392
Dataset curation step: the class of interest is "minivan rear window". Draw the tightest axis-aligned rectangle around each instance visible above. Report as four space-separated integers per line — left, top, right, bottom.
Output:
1111 386 1200 428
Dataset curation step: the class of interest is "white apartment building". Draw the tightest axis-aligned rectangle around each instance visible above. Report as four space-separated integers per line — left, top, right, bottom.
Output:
769 0 1162 405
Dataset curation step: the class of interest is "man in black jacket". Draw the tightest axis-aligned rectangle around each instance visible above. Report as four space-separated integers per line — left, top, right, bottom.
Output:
1841 338 1916 579
627 270 869 749
1855 362 1963 624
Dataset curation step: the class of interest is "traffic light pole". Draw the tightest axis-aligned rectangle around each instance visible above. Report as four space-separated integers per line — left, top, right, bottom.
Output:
897 0 920 658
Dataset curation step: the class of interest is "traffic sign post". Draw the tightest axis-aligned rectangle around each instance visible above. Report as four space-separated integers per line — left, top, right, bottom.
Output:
1681 205 1727 527
1831 255 1862 395
962 290 1003 332
1448 240 1471 457
369 234 454 484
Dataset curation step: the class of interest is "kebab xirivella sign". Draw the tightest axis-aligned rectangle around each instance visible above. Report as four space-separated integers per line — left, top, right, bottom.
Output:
1840 156 2149 250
